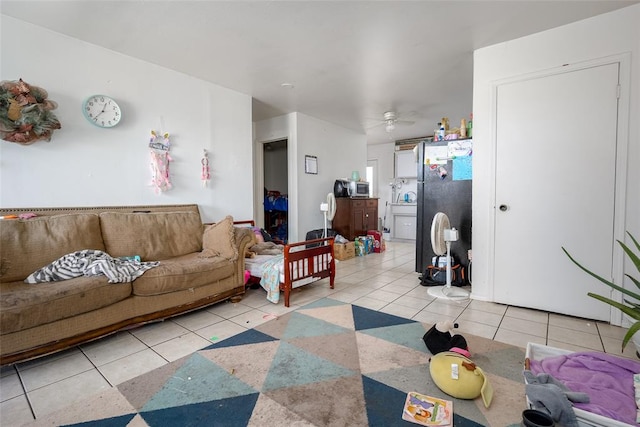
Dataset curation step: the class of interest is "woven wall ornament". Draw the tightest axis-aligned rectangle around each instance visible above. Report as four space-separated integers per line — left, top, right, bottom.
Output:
0 79 61 145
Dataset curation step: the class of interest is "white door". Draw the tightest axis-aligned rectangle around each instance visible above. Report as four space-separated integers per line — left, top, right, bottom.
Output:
493 63 619 321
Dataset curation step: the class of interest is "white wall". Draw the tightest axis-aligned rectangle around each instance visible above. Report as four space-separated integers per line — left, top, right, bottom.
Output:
472 4 640 301
0 16 254 223
254 113 367 242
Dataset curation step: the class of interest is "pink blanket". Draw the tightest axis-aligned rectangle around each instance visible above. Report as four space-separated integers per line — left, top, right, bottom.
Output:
530 351 640 425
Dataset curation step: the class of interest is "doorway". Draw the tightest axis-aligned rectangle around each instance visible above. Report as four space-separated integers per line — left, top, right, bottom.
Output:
263 139 289 242
492 61 623 321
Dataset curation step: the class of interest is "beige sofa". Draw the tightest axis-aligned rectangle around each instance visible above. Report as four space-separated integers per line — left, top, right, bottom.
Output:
0 204 253 365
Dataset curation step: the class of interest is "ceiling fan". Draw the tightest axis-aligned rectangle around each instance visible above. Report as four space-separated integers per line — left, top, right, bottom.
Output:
368 111 416 133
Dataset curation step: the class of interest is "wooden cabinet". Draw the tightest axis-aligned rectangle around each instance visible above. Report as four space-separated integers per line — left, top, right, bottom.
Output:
333 198 378 241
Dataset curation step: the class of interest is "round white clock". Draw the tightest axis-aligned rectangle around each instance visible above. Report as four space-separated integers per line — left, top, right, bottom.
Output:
82 95 122 128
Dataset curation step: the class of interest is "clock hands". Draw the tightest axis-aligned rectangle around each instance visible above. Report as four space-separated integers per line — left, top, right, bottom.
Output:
92 102 110 121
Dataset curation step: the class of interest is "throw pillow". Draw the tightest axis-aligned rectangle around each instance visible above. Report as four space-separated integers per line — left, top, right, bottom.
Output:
200 215 238 260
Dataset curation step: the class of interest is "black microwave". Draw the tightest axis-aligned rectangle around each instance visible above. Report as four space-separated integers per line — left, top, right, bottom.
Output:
334 179 350 197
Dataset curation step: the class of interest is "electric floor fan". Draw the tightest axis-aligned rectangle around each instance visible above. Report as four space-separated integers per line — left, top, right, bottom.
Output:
321 192 337 238
426 212 470 301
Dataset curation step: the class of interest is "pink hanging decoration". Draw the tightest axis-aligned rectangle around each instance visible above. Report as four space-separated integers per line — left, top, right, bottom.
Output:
201 149 210 187
149 130 172 193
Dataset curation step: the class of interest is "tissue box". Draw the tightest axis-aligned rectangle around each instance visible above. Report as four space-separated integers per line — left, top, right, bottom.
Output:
334 242 355 260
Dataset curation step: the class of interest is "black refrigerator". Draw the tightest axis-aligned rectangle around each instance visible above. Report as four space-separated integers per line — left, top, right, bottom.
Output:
415 139 472 276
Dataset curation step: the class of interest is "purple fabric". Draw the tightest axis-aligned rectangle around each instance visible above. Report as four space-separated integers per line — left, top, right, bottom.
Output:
529 351 640 425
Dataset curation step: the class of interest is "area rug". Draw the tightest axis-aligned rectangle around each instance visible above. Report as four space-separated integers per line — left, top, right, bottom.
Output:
29 298 527 426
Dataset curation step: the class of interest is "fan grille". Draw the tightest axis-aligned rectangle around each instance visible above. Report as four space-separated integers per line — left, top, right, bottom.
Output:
430 212 450 256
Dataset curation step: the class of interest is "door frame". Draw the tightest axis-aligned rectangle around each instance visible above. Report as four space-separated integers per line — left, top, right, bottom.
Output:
487 53 631 325
254 137 289 233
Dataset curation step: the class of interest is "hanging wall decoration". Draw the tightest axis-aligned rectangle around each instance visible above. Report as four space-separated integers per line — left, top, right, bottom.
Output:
0 78 61 145
149 130 172 193
201 149 210 187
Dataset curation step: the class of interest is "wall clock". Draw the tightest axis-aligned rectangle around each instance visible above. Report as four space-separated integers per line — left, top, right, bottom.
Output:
82 95 122 128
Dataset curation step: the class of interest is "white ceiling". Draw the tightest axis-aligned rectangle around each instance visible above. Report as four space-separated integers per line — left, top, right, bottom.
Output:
2 1 637 144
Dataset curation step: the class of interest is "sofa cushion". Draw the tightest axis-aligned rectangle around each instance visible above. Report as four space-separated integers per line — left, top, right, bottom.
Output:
0 214 105 283
99 211 203 261
131 252 235 296
0 277 132 334
201 216 238 261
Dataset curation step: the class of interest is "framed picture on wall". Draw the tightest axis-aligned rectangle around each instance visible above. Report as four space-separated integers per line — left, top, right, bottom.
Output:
305 155 318 174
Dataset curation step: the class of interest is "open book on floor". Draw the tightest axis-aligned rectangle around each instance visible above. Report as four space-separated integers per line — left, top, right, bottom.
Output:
402 392 453 426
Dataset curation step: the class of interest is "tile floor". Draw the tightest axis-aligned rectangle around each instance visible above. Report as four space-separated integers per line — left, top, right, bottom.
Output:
1 241 635 425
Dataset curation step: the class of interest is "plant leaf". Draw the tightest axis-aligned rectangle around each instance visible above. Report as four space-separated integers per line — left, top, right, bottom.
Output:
588 293 640 320
619 235 640 275
622 321 640 351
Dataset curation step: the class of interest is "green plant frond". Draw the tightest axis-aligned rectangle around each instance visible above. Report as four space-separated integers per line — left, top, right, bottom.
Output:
624 299 640 310
588 293 640 320
627 232 640 253
622 321 640 351
564 247 640 300
619 239 640 274
627 274 640 290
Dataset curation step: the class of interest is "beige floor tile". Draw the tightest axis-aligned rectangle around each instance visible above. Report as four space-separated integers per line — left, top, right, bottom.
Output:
19 351 94 392
0 371 24 402
412 310 455 325
403 287 436 301
499 316 548 338
237 288 272 308
195 319 247 344
494 329 546 350
379 282 416 295
28 369 111 418
548 313 599 334
467 300 508 316
456 321 497 340
547 325 603 351
456 308 503 327
379 303 421 319
365 289 402 303
596 322 627 339
80 331 148 367
326 290 361 303
338 273 368 284
171 309 225 331
391 295 431 310
206 300 253 319
352 296 389 311
152 332 212 362
1 394 34 425
16 347 83 371
420 300 466 318
98 348 167 386
504 306 549 324
130 320 189 347
601 335 637 358
228 307 279 328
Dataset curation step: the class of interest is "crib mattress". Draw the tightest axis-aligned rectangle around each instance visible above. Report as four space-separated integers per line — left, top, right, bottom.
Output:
245 254 323 304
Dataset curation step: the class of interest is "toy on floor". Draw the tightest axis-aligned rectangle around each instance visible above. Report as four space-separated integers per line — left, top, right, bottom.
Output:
424 320 493 408
423 320 469 357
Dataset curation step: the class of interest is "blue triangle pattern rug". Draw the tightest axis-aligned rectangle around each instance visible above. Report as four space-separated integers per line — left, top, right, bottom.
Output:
38 299 527 426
